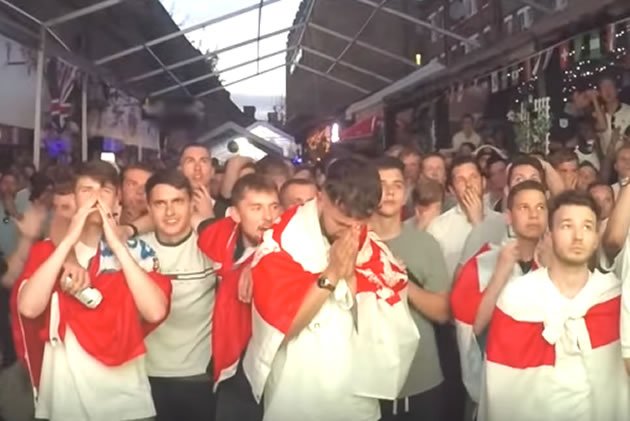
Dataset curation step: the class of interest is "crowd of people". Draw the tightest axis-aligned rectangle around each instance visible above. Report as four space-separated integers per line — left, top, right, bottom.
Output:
0 72 629 421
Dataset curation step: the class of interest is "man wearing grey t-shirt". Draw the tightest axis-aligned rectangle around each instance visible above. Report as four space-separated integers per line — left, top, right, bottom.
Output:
371 157 450 421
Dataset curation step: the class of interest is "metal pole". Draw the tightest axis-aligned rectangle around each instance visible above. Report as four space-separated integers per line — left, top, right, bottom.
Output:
81 74 88 162
144 46 191 96
301 46 392 83
326 0 388 74
123 23 302 85
95 0 282 65
288 0 316 65
33 28 46 170
150 47 295 97
196 63 286 98
0 0 71 51
296 64 369 93
45 0 129 26
309 22 416 67
352 0 478 46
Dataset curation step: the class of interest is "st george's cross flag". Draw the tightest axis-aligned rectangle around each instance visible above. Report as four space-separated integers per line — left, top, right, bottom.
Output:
478 268 630 421
242 200 419 412
11 239 171 398
451 240 538 403
197 216 256 388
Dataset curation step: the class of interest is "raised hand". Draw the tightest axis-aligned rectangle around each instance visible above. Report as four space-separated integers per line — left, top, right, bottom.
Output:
324 226 361 285
96 200 123 251
64 199 99 247
462 187 483 225
192 185 214 221
14 204 47 240
60 261 91 295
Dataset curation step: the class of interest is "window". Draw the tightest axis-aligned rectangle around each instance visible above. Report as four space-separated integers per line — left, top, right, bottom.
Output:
517 7 533 30
482 25 492 44
504 15 514 35
555 0 569 10
464 0 478 17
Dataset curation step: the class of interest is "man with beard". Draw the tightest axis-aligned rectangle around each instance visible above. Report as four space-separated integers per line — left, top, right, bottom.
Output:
12 160 171 421
243 157 418 421
197 174 281 421
451 180 548 404
480 191 629 421
371 157 449 421
141 169 217 421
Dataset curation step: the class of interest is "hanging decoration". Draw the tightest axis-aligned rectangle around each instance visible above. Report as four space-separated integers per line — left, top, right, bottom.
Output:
46 58 79 134
305 126 331 162
507 97 552 154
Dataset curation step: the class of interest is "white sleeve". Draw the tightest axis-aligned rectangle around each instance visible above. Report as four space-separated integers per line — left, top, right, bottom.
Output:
621 272 630 358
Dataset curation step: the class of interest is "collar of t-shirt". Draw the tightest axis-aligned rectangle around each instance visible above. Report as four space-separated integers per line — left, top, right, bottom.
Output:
518 260 535 274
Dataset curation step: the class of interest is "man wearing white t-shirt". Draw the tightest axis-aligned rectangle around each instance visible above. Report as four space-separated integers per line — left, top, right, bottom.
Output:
596 75 630 152
142 169 217 421
427 156 504 281
452 114 482 152
12 161 171 421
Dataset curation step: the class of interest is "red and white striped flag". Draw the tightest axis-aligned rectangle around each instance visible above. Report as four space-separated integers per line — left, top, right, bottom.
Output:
242 200 418 415
478 268 630 421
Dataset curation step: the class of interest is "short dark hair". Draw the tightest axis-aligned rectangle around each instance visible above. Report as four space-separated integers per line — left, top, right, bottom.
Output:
460 142 476 151
549 148 579 169
508 155 545 184
412 177 444 207
179 143 210 161
255 155 292 178
447 156 482 187
598 73 618 88
548 190 600 229
398 146 422 161
75 160 120 189
578 161 599 173
423 152 446 163
279 178 318 200
462 113 474 122
121 163 154 182
30 174 54 201
507 180 546 210
487 155 508 172
373 156 405 174
145 169 193 200
232 173 278 205
588 181 614 196
323 157 382 219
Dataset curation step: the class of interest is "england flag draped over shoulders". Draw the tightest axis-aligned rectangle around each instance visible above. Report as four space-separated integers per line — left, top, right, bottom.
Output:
242 200 419 416
451 240 538 403
478 268 630 421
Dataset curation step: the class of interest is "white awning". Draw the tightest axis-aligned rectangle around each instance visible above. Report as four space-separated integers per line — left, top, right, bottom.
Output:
345 60 444 119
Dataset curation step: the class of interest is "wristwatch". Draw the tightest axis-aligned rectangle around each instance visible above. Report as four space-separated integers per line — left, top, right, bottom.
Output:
620 177 630 188
317 277 336 292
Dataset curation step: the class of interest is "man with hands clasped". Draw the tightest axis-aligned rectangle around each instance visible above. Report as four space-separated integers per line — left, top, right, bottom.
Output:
11 160 171 421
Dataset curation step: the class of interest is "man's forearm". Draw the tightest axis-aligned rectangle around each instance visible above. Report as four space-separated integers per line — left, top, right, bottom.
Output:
544 163 567 196
603 185 630 260
18 240 73 319
473 264 512 335
112 243 167 323
2 235 35 288
407 283 450 324
131 213 155 236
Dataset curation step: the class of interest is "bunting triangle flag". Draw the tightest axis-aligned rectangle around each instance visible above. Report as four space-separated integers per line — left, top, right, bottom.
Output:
511 67 520 87
491 71 499 93
574 35 584 62
532 53 542 75
605 23 616 52
542 49 553 71
501 69 509 90
590 30 601 59
559 42 570 70
524 58 532 81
